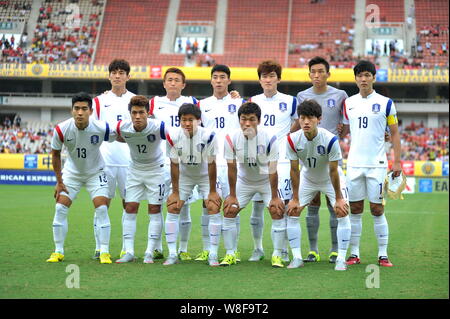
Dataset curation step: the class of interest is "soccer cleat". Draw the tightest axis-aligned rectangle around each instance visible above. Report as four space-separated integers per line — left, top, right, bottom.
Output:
115 252 136 263
378 256 394 267
194 250 209 261
153 249 164 260
304 251 321 262
143 253 154 264
335 258 348 271
92 250 100 260
271 255 284 268
208 254 220 267
119 250 126 258
281 249 290 263
235 251 241 263
329 252 338 264
220 254 236 266
46 252 64 263
100 253 112 264
346 254 361 265
248 249 265 261
287 258 304 269
178 251 192 261
163 254 179 266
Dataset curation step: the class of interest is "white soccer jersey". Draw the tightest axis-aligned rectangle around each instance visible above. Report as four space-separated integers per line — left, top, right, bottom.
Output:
166 126 217 180
297 85 348 135
343 91 397 168
51 118 115 176
93 90 135 166
224 128 279 184
286 127 342 183
199 94 243 166
250 92 298 163
150 95 199 128
116 118 166 170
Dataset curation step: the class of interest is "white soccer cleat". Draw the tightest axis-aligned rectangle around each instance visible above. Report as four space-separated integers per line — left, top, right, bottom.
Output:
248 249 265 261
143 253 154 264
335 258 348 271
115 252 136 263
287 258 304 269
281 249 290 263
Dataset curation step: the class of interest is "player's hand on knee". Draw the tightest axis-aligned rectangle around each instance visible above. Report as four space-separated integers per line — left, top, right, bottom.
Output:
167 192 181 213
287 199 301 216
334 198 349 217
223 196 239 216
206 191 222 214
54 182 68 201
269 197 285 219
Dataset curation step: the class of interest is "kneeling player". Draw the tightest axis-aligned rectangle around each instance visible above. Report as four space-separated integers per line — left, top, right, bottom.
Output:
47 92 117 264
286 100 351 270
114 95 167 264
164 103 222 266
221 102 286 267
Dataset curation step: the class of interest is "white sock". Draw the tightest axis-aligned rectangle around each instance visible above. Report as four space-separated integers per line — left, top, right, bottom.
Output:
328 203 338 252
165 213 179 256
235 214 241 252
178 205 191 253
251 201 265 251
286 215 302 259
122 213 137 255
96 205 111 254
350 213 363 257
373 214 389 257
146 212 163 254
208 213 222 256
222 217 237 255
337 215 351 261
201 208 210 251
53 203 69 254
155 211 164 252
93 213 100 251
121 209 126 251
271 217 286 257
306 205 320 253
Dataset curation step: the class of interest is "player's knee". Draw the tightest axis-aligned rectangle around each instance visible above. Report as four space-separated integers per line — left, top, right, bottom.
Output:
223 209 238 218
125 202 139 214
349 201 364 214
148 204 161 215
370 203 384 216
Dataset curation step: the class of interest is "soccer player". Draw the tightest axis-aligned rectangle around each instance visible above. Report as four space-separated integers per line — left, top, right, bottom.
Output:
286 100 351 271
164 103 222 266
114 95 167 264
92 59 135 259
149 67 200 261
296 56 349 264
221 102 286 268
197 64 243 262
343 60 402 267
247 60 298 262
47 92 116 264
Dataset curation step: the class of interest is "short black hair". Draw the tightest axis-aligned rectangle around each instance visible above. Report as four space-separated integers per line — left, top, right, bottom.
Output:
353 60 376 76
211 64 231 78
308 56 330 73
72 92 92 109
298 99 322 118
178 103 201 120
128 95 149 112
238 102 261 121
108 59 131 75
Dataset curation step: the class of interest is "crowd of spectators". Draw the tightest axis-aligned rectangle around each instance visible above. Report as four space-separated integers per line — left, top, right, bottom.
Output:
0 123 53 154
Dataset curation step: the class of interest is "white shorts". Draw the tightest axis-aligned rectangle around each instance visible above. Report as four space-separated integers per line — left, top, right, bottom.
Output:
104 165 128 199
164 165 198 204
346 167 387 204
299 167 348 207
216 165 230 199
237 179 271 209
252 161 292 202
60 170 109 201
125 166 166 205
179 176 209 202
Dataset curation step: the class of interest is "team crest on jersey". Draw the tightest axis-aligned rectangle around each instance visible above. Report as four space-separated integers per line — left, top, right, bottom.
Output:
279 102 287 112
228 104 236 113
317 145 326 155
257 145 265 154
147 134 156 142
91 135 100 145
197 143 206 152
372 103 381 113
327 99 336 108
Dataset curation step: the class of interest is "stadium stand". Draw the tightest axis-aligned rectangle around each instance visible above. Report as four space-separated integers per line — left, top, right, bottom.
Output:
369 0 404 23
0 0 32 21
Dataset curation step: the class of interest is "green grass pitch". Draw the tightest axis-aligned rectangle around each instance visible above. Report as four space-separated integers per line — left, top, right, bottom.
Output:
0 185 448 299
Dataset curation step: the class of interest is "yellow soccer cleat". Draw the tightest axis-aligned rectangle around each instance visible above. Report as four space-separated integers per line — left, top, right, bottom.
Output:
271 255 284 268
100 253 112 264
46 252 64 263
119 250 126 258
219 254 237 266
178 251 192 261
304 251 321 262
194 250 209 261
235 251 241 263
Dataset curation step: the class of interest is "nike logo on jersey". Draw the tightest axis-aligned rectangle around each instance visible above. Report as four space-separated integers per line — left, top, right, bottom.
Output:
104 104 111 107
124 136 132 138
66 138 74 141
348 107 354 110
158 107 164 109
204 109 212 112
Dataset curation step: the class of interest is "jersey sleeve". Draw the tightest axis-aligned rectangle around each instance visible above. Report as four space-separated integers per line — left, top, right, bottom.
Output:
386 99 398 126
205 130 218 158
93 96 101 120
286 133 299 161
51 124 64 150
224 133 236 161
267 135 279 162
291 96 299 119
104 121 118 142
342 98 349 125
327 135 342 162
165 128 178 159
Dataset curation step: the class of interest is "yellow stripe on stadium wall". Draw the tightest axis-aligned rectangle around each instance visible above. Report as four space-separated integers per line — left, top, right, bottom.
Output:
0 154 53 170
414 161 442 177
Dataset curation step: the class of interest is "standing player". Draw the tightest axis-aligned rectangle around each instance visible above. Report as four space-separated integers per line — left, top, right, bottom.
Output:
286 100 351 271
247 60 298 262
149 67 199 261
114 96 167 264
92 59 135 259
164 103 222 266
221 102 286 268
343 60 401 267
296 57 349 264
47 92 116 264
197 64 244 262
